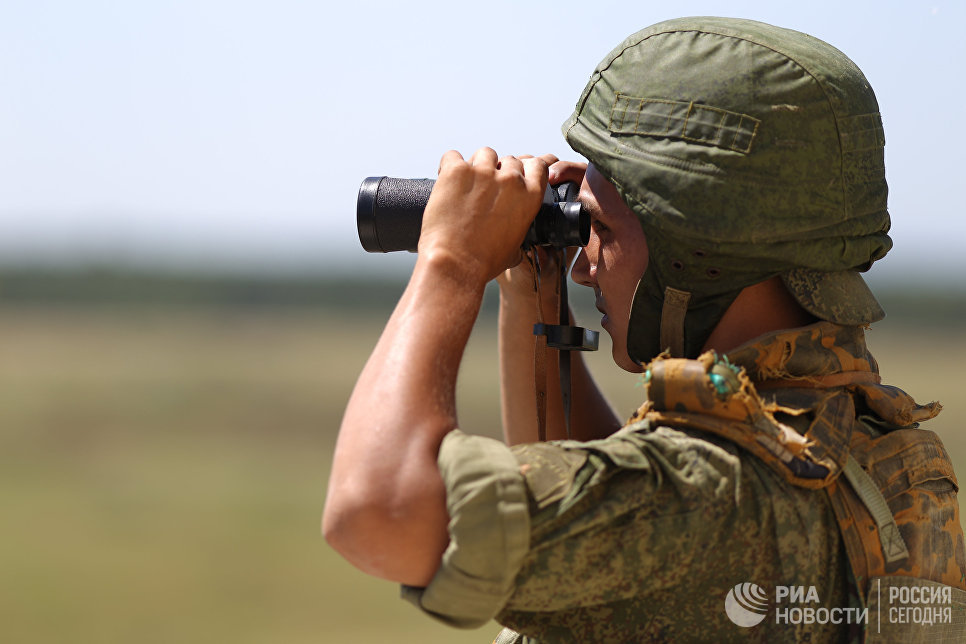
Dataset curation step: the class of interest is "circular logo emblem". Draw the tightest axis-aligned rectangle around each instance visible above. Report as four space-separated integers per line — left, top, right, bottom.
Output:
725 582 769 627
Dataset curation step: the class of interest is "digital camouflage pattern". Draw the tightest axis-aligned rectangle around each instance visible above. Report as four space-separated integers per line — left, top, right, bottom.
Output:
401 322 963 642
644 322 966 597
561 17 893 361
487 323 965 642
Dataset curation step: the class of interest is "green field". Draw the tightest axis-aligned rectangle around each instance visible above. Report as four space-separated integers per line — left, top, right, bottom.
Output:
1 291 964 642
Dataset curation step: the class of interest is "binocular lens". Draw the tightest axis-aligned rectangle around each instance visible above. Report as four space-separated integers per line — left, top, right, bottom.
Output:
357 177 435 253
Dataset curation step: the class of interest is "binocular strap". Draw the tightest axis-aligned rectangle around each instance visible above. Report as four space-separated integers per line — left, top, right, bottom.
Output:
528 252 554 443
529 250 574 442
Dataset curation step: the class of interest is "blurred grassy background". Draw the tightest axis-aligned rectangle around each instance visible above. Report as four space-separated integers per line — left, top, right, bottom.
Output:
1 269 964 643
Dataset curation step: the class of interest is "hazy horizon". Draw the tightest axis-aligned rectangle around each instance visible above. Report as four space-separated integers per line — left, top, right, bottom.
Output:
3 1 963 286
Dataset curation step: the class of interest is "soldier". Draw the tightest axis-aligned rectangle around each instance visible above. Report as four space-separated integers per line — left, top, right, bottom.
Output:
324 17 966 642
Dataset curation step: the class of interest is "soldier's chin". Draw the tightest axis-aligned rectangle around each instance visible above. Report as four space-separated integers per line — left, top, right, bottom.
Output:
610 338 643 374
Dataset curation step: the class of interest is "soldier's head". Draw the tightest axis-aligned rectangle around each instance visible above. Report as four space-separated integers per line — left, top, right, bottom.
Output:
566 17 891 367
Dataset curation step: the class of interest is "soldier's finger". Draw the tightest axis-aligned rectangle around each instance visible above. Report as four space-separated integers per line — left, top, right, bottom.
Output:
437 150 466 175
519 154 559 165
521 155 550 190
498 155 524 176
548 159 587 186
469 147 499 168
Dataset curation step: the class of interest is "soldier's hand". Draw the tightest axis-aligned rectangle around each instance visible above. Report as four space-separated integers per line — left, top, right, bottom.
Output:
417 147 548 285
498 156 585 306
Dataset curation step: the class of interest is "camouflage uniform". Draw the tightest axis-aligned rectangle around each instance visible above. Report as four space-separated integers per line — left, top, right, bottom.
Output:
401 17 966 642
402 322 966 641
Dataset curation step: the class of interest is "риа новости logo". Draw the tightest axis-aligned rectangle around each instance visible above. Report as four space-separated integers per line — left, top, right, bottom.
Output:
725 582 770 627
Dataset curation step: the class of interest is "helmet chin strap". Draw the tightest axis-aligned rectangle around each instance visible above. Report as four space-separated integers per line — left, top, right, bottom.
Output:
628 273 739 363
659 286 691 358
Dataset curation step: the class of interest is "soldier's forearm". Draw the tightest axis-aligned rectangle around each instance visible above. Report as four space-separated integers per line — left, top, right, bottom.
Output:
499 288 620 445
499 284 565 444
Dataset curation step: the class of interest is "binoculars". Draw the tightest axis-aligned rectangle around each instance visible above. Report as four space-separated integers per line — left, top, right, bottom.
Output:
357 177 590 253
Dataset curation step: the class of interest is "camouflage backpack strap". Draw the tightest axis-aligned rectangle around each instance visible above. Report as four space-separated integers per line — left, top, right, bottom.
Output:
828 424 966 598
840 454 909 564
631 351 839 488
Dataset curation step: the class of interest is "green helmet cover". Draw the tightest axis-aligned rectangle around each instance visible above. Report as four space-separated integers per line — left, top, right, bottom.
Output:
563 17 892 363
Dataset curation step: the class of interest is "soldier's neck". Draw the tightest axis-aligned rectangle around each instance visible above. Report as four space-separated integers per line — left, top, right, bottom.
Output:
702 276 817 355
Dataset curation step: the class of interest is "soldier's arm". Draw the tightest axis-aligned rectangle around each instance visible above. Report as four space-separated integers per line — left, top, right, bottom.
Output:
322 149 547 587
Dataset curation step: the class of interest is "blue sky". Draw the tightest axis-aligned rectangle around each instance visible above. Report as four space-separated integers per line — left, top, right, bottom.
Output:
1 0 963 286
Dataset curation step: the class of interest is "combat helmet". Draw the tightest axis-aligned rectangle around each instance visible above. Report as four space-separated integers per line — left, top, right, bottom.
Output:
563 17 892 363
